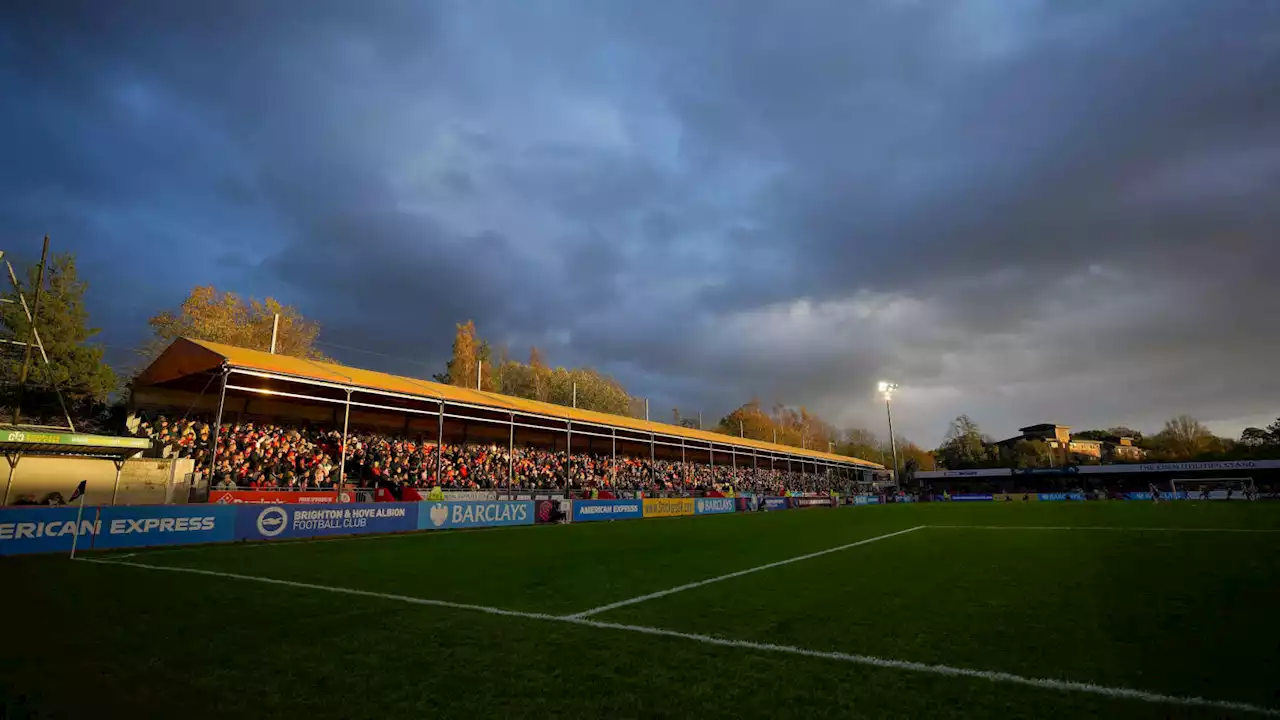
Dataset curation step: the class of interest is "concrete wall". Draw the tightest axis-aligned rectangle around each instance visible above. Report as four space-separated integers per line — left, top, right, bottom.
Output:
2 456 196 507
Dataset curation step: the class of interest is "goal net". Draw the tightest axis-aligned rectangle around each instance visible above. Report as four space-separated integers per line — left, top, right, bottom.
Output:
1171 477 1256 501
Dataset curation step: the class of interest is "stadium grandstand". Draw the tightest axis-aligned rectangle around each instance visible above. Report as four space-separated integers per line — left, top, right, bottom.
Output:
130 338 883 500
917 462 1280 500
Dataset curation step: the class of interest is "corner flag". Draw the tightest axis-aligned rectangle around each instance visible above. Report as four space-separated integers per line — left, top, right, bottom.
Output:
68 481 89 559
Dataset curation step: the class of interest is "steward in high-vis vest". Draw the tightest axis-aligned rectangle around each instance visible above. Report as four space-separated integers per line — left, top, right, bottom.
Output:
427 485 445 502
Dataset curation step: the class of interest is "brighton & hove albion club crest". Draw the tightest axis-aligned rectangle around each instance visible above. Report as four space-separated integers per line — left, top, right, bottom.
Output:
256 506 288 537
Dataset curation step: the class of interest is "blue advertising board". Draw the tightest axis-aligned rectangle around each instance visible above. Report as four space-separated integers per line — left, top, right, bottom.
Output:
694 497 735 515
1125 491 1186 501
571 499 643 523
1037 492 1086 502
94 505 236 549
236 502 418 541
761 497 789 511
854 495 880 505
419 501 536 530
0 506 96 555
950 494 994 502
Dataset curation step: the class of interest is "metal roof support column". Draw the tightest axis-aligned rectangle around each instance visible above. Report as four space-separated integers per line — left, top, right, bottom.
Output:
649 433 655 486
337 389 351 498
0 453 17 506
436 399 444 485
206 367 229 487
110 458 125 506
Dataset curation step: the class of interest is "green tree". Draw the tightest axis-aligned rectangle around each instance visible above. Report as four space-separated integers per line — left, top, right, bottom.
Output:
936 415 993 469
1145 414 1216 460
444 320 480 390
835 427 884 464
1107 426 1144 442
1 252 117 405
1076 427 1144 442
1239 426 1274 448
898 441 936 471
1001 439 1053 469
717 399 775 439
434 321 635 414
671 408 701 429
1072 429 1110 441
143 286 328 364
528 346 550 402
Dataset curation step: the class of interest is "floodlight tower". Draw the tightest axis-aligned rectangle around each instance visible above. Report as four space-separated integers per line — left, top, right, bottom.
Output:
878 382 900 483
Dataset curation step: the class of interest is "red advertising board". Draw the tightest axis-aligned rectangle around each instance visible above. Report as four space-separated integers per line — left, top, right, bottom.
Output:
208 490 353 504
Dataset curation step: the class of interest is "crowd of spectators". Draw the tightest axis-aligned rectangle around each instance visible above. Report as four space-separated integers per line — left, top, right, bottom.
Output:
138 415 858 496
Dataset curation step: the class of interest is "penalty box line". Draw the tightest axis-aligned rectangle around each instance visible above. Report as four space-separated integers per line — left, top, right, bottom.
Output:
74 556 1278 717
565 525 926 619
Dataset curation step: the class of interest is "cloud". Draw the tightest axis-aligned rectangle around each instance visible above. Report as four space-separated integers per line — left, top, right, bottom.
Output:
2 0 1278 445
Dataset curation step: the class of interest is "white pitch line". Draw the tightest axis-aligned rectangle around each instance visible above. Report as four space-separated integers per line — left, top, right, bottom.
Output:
929 525 1280 533
73 556 1279 717
565 525 926 619
74 557 562 620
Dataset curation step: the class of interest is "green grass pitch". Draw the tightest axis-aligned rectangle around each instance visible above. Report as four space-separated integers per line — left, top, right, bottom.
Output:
4 502 1279 718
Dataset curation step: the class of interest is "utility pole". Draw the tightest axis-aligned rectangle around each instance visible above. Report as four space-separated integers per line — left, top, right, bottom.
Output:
13 236 49 425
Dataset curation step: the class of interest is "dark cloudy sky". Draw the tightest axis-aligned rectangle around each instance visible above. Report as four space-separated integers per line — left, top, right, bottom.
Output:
3 0 1279 446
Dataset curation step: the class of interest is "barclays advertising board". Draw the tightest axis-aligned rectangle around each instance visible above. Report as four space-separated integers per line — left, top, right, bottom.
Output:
419 501 535 530
853 495 880 505
237 502 417 541
94 506 235 549
572 499 643 523
694 497 735 515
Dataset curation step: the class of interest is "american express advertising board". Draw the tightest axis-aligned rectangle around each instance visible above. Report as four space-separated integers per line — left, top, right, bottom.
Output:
571 499 643 522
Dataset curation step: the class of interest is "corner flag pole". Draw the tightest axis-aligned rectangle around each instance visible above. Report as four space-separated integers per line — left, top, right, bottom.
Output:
69 483 87 559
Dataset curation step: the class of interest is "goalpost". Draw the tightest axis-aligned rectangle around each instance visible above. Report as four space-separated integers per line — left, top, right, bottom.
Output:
1170 477 1256 501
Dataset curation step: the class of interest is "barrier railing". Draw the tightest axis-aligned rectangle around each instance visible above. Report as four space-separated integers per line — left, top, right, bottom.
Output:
206 487 376 504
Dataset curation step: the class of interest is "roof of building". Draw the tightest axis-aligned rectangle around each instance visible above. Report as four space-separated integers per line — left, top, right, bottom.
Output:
137 338 881 469
0 426 151 459
1018 423 1068 432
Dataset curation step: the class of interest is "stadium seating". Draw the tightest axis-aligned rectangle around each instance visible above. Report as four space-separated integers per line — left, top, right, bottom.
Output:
138 416 851 497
